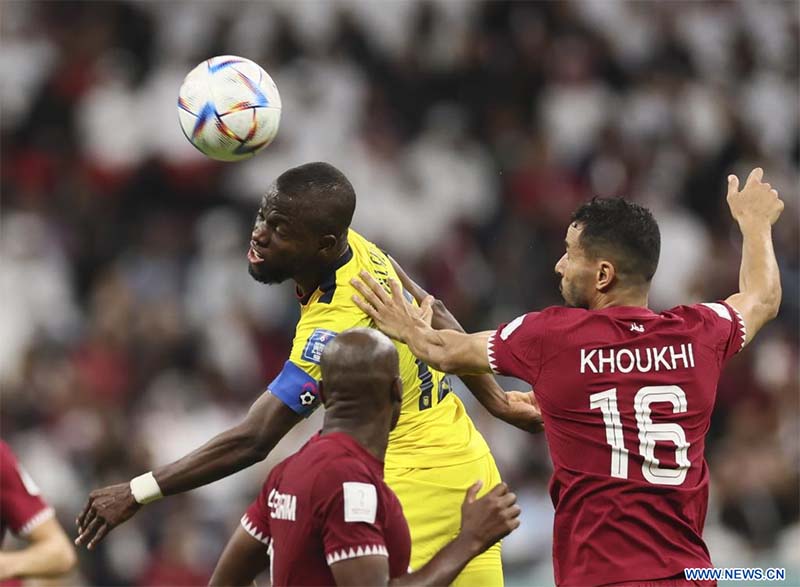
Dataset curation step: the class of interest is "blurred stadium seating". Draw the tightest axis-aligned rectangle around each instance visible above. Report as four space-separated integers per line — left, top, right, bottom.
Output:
1 1 797 585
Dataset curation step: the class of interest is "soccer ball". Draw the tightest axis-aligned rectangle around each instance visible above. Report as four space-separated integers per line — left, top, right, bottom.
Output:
177 55 281 162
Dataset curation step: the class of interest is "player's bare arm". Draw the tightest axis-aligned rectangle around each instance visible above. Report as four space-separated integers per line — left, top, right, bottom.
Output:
351 272 493 375
0 517 76 581
76 391 301 549
724 168 784 345
208 525 266 587
388 257 542 433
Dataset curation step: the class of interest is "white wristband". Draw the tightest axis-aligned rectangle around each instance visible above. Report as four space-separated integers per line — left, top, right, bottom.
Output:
130 472 163 505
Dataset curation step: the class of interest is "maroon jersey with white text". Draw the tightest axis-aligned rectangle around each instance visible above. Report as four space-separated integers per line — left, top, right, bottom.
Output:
488 302 745 586
241 432 411 587
0 441 54 543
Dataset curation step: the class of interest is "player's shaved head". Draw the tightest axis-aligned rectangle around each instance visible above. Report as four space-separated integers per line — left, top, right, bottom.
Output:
274 162 356 239
319 329 403 446
320 328 400 406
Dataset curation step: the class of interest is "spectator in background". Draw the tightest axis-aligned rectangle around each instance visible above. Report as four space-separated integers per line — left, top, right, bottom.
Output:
0 1 797 584
0 440 77 582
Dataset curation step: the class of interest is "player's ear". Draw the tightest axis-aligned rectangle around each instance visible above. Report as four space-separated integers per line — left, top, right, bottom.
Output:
389 377 403 431
318 233 338 256
596 260 616 292
391 376 403 404
318 380 328 406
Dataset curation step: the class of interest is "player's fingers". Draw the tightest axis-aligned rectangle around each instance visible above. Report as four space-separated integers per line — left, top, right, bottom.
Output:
745 167 763 186
726 174 739 198
388 279 406 304
87 523 110 551
770 189 779 196
350 278 385 309
464 480 483 504
498 491 518 509
419 295 434 324
359 271 392 304
352 294 380 321
75 516 103 546
488 482 509 497
79 506 97 532
76 498 92 529
504 504 522 521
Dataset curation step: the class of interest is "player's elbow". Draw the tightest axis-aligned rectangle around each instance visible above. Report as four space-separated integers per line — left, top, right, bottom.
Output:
47 532 77 575
55 542 78 575
756 287 782 322
766 286 781 319
436 354 466 376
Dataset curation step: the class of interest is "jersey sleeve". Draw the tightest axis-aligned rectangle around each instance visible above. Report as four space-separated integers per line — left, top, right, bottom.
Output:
692 301 747 363
487 312 546 385
313 459 390 567
269 302 370 417
0 443 54 537
241 476 273 547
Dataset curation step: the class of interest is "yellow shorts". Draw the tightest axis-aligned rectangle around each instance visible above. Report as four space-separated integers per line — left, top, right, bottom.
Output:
385 453 504 587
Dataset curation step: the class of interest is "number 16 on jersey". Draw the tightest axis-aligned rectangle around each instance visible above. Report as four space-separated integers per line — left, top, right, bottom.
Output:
590 385 691 486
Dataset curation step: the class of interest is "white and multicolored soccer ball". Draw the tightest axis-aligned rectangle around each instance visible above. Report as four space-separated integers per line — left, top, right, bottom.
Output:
177 55 281 162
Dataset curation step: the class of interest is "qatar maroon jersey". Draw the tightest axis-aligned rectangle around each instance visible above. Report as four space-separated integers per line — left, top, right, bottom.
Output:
0 441 54 543
241 431 411 586
488 302 746 586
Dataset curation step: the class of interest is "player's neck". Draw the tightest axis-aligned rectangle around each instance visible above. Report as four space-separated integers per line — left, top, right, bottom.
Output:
294 244 351 298
591 290 649 310
322 420 389 463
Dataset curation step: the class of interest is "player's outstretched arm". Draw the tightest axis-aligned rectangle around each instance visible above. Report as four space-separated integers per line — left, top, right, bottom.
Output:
388 257 542 433
76 392 301 550
0 517 77 580
351 272 492 375
330 481 520 587
724 168 784 346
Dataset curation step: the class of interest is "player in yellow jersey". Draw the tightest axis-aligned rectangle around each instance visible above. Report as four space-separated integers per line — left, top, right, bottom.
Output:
76 162 541 585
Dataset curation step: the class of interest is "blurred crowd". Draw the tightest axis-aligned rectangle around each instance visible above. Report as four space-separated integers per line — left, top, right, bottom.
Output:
1 1 798 585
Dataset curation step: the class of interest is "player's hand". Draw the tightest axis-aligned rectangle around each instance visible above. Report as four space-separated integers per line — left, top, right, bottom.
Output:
458 481 521 556
75 483 140 550
351 271 433 342
505 390 544 433
727 168 784 229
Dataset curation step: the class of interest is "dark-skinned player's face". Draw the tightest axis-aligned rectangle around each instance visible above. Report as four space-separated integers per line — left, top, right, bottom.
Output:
247 188 318 284
554 223 596 309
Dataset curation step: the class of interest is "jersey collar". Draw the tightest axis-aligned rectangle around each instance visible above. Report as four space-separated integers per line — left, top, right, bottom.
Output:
597 305 656 317
296 246 354 306
315 431 385 476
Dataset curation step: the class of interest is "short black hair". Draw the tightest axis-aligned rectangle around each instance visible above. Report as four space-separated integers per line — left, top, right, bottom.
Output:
276 162 356 237
571 197 660 282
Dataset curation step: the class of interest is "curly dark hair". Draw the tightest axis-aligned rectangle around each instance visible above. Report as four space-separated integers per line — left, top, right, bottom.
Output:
571 197 661 283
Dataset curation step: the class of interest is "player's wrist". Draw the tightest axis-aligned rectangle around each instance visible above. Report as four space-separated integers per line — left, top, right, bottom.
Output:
451 531 484 559
737 217 772 233
129 472 163 505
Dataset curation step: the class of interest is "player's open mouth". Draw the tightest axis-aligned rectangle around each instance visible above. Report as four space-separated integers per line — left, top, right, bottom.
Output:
248 243 265 264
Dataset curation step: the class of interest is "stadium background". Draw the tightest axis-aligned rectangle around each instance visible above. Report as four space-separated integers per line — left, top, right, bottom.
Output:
1 1 798 585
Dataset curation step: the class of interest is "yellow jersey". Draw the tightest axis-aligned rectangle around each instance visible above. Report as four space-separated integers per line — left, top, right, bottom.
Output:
267 229 490 469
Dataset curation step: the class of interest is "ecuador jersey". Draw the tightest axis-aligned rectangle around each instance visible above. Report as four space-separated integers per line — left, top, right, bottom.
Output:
268 229 489 469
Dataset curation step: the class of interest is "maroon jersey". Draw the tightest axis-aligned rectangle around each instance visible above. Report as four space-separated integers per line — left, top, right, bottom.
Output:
241 431 411 587
0 441 54 543
488 302 745 586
